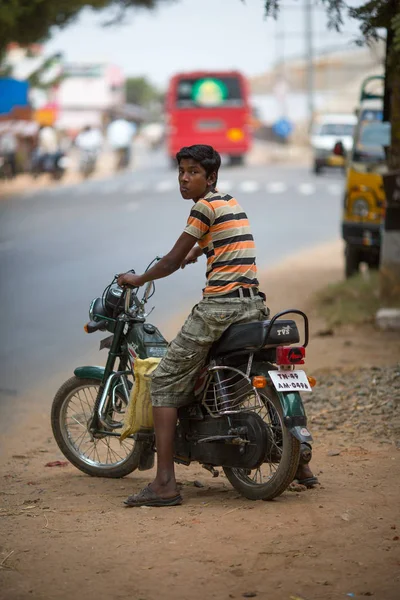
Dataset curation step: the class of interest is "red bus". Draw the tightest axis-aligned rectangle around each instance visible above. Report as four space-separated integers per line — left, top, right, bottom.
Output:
165 70 252 166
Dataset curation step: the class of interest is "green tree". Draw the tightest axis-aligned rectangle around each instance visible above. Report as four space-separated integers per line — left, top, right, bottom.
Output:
125 76 162 106
0 0 176 57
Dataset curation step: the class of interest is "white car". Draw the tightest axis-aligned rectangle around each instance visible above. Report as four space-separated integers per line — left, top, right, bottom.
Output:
310 114 357 174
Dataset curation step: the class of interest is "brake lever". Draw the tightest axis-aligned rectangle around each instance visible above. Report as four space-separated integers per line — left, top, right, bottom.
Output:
144 306 155 319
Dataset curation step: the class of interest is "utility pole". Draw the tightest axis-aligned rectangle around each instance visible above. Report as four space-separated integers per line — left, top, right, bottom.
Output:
377 13 400 331
274 15 288 119
304 0 315 130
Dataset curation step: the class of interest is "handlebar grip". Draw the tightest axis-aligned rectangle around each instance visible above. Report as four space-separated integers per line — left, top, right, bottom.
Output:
84 320 107 334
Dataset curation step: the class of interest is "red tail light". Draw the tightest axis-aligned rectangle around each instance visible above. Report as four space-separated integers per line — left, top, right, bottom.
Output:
276 346 305 365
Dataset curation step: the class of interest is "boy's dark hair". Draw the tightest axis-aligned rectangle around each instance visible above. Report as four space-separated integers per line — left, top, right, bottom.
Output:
176 145 221 183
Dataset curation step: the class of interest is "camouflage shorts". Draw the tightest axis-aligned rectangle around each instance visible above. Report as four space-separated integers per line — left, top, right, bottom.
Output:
150 292 269 408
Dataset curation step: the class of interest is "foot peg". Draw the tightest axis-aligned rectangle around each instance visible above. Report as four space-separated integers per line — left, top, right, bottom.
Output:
202 464 219 477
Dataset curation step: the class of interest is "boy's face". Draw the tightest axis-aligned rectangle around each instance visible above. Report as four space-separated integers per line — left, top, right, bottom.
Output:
178 158 216 201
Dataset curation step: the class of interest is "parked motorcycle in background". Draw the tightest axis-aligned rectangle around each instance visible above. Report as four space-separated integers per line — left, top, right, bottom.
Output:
51 258 316 502
31 125 69 181
31 150 69 181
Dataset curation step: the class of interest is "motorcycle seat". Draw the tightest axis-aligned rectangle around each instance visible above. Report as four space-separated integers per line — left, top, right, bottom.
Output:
211 319 300 356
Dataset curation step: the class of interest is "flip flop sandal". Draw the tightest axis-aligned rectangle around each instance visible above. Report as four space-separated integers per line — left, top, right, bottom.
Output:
124 485 183 507
294 476 320 488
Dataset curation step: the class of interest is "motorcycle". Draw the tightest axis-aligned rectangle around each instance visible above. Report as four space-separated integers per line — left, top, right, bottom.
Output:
51 259 314 501
31 151 69 181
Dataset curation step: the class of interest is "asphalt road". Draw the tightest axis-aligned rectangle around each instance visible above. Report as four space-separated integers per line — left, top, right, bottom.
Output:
0 148 345 416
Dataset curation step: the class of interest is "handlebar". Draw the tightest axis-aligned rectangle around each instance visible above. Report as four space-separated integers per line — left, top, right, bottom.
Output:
119 257 160 315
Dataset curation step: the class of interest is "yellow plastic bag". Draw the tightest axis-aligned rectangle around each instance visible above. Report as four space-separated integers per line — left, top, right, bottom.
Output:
120 357 161 442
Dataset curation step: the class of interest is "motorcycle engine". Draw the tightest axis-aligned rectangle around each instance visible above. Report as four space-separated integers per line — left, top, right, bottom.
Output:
175 411 271 470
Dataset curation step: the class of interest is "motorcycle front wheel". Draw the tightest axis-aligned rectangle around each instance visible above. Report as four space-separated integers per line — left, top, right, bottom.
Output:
223 387 300 501
51 376 141 478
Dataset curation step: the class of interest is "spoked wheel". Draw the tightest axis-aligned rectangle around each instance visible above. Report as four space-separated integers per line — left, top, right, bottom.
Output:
51 376 141 478
223 387 300 500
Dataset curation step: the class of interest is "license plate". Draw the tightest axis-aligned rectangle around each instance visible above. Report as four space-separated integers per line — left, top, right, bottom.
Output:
268 370 312 392
197 120 223 131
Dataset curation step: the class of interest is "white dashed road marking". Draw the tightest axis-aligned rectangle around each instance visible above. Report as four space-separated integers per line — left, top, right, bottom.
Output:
298 183 315 195
19 176 345 200
266 182 287 194
240 181 260 193
218 180 232 192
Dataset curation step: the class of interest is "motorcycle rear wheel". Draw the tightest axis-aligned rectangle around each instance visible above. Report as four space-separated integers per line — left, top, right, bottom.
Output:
223 388 300 501
51 376 141 478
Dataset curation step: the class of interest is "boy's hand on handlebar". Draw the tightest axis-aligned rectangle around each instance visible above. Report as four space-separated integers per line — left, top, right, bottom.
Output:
181 248 199 269
117 272 143 288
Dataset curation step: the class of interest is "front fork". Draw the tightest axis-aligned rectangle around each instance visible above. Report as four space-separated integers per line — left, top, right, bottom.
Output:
85 319 131 434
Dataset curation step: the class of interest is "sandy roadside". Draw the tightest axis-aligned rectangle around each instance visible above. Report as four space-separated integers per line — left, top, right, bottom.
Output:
0 239 399 600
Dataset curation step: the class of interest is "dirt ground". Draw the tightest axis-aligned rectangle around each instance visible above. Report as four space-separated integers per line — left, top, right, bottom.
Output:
1 240 400 600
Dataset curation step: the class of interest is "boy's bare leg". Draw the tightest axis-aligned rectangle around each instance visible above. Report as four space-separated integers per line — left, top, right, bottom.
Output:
148 406 179 498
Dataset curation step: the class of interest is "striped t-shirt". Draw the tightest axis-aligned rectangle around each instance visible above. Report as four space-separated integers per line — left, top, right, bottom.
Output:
184 190 259 296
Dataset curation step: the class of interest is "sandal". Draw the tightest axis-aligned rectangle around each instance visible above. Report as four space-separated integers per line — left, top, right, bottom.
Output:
293 476 320 488
124 485 183 507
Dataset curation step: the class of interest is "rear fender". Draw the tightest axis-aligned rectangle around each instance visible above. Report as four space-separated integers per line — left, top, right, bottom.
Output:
277 391 313 443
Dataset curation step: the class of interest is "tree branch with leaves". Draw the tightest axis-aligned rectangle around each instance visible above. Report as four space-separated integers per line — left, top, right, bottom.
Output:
0 0 177 58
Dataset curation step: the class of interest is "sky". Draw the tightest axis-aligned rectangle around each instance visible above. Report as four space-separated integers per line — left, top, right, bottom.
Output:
44 0 367 90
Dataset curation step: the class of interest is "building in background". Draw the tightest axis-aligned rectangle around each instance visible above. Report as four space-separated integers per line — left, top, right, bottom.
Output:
55 63 125 136
250 41 385 141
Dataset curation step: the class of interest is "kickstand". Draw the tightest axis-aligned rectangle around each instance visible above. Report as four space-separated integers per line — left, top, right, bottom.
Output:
202 464 219 478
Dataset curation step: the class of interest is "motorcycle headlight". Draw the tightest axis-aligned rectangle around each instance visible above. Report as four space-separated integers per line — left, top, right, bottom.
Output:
89 298 97 321
352 198 370 218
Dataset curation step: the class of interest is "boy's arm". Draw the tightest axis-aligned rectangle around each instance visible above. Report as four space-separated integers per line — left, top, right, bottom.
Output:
117 232 198 287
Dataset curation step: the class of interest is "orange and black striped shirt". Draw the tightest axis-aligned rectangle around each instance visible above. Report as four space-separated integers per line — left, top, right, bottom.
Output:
184 190 259 296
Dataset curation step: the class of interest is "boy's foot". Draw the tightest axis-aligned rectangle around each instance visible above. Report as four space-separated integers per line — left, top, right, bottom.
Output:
293 464 320 488
124 484 182 507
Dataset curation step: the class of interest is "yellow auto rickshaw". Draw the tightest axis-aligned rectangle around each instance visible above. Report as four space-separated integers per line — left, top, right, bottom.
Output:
341 75 390 278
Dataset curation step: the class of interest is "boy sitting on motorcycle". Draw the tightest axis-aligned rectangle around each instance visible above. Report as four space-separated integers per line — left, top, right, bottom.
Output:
117 144 317 507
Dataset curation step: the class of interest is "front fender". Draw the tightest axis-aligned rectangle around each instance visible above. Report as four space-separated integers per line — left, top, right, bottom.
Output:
74 366 106 381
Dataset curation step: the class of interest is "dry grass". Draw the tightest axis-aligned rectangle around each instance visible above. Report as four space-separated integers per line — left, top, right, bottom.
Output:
314 270 381 327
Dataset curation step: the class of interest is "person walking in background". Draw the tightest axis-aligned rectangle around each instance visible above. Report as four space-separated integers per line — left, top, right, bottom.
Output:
0 130 18 178
106 116 136 170
31 125 59 174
